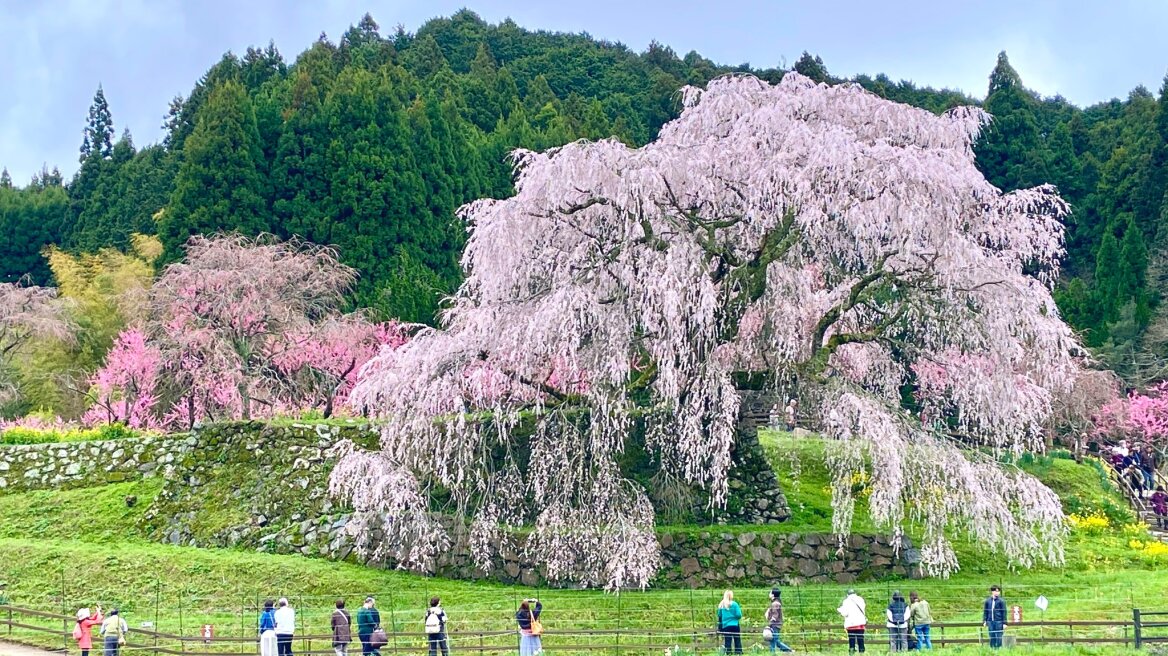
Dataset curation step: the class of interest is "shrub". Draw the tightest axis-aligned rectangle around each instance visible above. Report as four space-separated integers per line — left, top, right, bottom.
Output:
0 420 143 445
1066 510 1111 535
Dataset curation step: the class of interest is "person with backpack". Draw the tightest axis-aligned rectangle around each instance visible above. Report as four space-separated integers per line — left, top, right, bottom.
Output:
424 597 449 656
515 598 542 656
885 592 909 652
908 592 933 650
332 599 352 656
982 586 1007 649
74 605 103 656
99 609 128 656
716 590 743 655
356 597 381 656
838 589 867 654
259 600 278 656
764 589 793 653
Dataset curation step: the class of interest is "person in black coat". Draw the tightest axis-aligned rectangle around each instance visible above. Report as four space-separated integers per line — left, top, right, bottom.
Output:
982 586 1007 649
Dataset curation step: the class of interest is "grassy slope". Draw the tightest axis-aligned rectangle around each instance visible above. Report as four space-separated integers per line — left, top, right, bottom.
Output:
0 479 162 542
0 434 1164 654
759 431 1166 575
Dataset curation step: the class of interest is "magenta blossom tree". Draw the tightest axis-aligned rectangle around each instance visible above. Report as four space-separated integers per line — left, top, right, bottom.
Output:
1094 381 1168 447
271 316 407 417
335 73 1081 588
82 328 162 428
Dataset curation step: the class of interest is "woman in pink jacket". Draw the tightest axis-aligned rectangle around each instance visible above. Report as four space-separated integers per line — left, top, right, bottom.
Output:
74 605 104 656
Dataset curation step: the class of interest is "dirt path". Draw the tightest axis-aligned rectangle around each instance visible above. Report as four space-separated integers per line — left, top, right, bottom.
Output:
0 641 63 656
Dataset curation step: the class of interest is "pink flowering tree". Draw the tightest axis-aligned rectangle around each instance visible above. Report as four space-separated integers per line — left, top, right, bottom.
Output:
83 234 401 429
149 234 358 424
1094 381 1168 448
272 317 407 417
0 282 74 408
82 328 162 428
335 73 1081 587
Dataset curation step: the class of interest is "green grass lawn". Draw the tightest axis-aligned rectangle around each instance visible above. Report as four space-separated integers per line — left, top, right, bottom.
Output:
1 431 1166 655
0 537 1164 655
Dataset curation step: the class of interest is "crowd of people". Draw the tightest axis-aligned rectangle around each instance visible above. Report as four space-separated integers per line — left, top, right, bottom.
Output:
1106 440 1167 528
1108 440 1159 493
70 585 1024 656
719 585 1015 656
257 596 457 656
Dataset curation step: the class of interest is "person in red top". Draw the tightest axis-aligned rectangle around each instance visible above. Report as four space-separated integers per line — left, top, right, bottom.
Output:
75 605 104 656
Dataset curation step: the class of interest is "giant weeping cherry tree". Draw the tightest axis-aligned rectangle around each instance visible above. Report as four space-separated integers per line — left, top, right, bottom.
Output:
332 73 1080 589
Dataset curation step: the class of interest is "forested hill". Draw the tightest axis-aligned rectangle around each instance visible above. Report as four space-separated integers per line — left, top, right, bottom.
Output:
1 10 1166 381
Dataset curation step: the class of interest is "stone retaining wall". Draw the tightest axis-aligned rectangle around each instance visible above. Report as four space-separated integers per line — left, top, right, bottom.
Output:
257 509 919 586
2 420 919 586
0 434 195 492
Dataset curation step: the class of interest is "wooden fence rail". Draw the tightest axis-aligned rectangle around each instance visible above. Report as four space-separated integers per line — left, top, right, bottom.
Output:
0 604 1150 654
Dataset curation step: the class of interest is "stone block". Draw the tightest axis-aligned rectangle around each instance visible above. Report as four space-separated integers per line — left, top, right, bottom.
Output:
797 559 820 577
792 543 816 558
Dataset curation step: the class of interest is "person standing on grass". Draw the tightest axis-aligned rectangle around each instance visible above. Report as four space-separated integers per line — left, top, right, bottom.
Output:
259 599 278 656
717 590 743 655
765 589 793 653
424 596 449 656
1152 485 1168 529
274 598 296 656
885 591 909 652
332 599 352 656
74 605 103 656
515 598 542 656
98 609 127 656
357 597 381 656
838 589 867 654
982 586 1007 649
908 592 932 650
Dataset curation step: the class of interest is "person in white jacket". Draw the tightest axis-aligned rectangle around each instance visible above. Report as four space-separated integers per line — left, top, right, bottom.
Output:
838 589 867 654
274 598 296 656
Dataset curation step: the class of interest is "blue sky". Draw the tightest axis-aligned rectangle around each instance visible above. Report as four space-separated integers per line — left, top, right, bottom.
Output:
2 0 1166 182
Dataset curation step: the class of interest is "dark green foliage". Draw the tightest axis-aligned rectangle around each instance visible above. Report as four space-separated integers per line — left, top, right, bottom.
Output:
160 80 269 256
0 184 69 285
4 14 1168 354
79 85 115 162
69 137 175 252
976 53 1050 191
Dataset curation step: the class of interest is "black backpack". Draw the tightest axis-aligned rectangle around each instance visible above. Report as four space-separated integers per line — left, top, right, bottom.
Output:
890 602 906 625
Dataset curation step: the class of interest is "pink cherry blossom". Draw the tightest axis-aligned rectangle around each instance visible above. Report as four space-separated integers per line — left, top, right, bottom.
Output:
339 73 1081 587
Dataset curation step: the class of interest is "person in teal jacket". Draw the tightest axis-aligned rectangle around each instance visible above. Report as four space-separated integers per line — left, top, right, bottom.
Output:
717 590 743 655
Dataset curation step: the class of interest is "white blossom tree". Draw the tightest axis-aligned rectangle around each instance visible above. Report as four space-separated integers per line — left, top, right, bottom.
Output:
335 73 1081 588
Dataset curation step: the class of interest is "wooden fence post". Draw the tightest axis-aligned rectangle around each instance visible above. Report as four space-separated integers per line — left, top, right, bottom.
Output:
1134 609 1143 649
